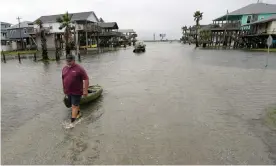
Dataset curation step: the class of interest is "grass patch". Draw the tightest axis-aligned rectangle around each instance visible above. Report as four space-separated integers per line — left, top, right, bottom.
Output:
198 46 276 53
2 50 39 55
265 107 276 130
249 48 276 52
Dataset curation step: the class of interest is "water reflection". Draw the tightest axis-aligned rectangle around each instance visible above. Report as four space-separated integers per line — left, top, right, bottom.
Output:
43 61 50 72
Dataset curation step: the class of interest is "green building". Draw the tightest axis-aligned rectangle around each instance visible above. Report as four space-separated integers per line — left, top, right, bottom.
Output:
213 2 276 30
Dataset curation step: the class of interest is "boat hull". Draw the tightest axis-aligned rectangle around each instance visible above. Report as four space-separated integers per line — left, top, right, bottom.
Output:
63 85 103 108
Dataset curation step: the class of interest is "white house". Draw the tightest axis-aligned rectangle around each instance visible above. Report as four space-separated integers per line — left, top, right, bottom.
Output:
31 11 100 50
6 21 35 51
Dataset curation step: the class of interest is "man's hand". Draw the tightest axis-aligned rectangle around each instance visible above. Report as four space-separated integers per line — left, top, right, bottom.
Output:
83 89 88 97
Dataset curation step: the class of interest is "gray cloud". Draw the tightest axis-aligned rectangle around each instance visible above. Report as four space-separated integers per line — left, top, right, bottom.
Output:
1 0 275 40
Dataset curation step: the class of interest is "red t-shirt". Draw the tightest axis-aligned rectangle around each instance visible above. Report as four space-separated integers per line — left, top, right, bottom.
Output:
62 64 88 95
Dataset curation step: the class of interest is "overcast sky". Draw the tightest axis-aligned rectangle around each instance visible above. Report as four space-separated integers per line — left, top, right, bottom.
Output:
1 0 276 40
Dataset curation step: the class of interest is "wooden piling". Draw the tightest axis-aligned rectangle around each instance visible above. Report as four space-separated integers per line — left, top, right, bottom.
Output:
18 53 21 63
2 51 6 63
34 53 37 61
216 32 218 47
229 32 232 49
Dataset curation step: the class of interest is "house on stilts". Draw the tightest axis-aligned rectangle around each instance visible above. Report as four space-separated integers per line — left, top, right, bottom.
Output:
29 11 137 56
203 2 276 48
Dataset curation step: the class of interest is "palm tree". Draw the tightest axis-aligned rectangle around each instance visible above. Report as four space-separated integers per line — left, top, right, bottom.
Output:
56 11 75 56
193 11 203 47
181 26 188 43
35 19 48 60
199 30 211 48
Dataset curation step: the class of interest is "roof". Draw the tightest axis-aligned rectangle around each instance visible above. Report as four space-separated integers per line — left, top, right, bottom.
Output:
99 18 104 22
98 22 119 29
243 14 276 26
1 21 12 25
8 21 32 29
34 11 99 23
214 3 276 21
117 29 135 33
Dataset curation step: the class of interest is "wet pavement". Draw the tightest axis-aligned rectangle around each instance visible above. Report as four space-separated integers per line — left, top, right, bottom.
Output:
2 42 276 164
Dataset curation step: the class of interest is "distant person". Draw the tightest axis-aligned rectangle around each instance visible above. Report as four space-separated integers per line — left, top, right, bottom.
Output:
62 55 89 126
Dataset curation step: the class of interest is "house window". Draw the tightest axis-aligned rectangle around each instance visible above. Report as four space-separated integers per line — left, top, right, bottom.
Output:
24 28 27 34
247 15 252 23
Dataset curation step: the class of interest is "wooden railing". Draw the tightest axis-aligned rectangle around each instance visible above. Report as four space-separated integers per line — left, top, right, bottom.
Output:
221 22 241 29
101 31 123 36
248 28 276 35
28 27 50 34
83 23 101 32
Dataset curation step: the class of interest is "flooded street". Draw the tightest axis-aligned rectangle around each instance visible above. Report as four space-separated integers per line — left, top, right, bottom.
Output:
2 42 276 164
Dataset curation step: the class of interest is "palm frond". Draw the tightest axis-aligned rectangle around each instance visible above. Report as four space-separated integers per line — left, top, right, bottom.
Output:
35 19 42 25
59 23 66 30
70 26 75 30
62 14 67 22
56 17 63 23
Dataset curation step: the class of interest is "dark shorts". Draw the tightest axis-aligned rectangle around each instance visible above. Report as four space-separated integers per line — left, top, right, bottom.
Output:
68 95 82 106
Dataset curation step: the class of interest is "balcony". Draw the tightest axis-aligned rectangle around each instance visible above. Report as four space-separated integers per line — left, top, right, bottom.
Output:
100 31 123 37
83 23 101 32
247 28 276 36
211 22 241 31
28 27 51 34
221 22 241 29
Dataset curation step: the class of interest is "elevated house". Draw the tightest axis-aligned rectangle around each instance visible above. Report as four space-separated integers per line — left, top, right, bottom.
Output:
6 21 36 50
213 2 276 29
245 14 276 34
98 22 123 47
242 14 276 48
1 22 12 51
117 29 137 45
209 2 276 48
31 11 101 51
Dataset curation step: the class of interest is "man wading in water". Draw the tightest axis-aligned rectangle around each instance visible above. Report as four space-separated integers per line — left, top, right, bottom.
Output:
62 55 89 127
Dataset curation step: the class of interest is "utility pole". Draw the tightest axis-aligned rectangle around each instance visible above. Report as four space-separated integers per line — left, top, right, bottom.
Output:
153 33 155 41
223 10 229 46
16 16 24 50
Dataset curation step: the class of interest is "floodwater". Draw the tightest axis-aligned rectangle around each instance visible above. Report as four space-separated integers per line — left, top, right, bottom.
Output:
2 42 276 164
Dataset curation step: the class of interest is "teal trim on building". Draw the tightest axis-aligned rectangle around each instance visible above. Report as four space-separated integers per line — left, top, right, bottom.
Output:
240 13 276 30
258 13 273 20
241 13 274 25
241 15 250 25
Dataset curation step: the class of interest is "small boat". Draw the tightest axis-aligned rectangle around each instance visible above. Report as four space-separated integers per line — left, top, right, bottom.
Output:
63 85 103 108
133 41 146 53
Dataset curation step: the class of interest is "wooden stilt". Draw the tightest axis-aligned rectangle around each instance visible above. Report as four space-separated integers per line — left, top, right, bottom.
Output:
18 53 21 63
34 53 37 61
2 51 6 63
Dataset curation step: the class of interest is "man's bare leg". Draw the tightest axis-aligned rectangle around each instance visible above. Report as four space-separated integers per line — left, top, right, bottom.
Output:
71 105 78 122
76 106 81 118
